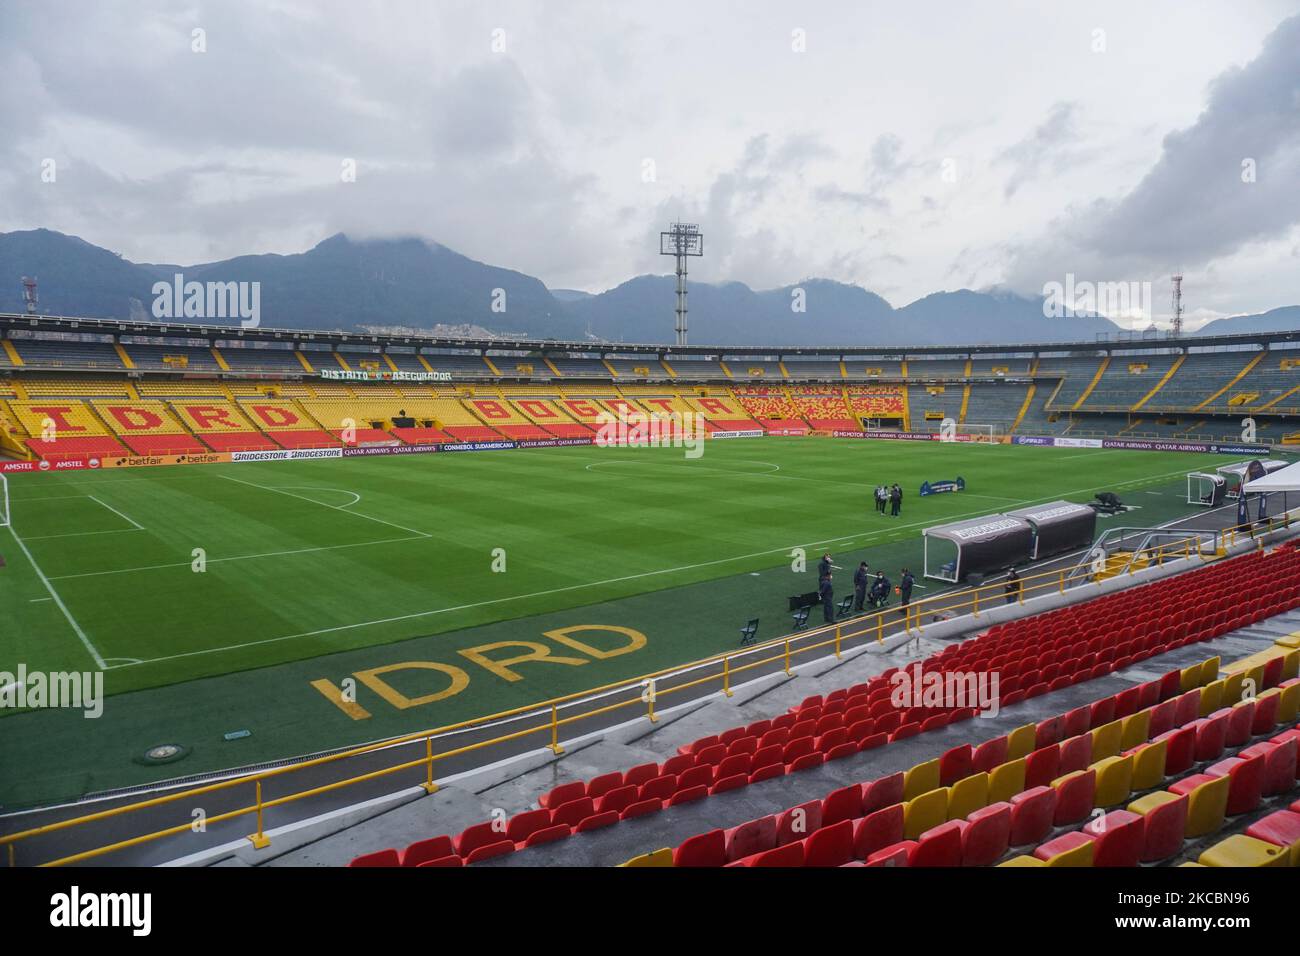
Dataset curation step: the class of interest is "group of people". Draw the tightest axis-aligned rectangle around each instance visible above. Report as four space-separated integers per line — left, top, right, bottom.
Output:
873 483 904 517
817 553 914 623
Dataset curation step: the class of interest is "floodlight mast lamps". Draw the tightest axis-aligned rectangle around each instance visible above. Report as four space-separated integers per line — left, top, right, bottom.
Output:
659 222 703 347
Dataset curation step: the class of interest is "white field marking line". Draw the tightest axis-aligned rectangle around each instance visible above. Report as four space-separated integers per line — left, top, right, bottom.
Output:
17 493 146 540
218 474 431 539
1059 450 1129 460
276 486 362 508
48 534 426 581
10 493 100 502
583 458 780 477
87 495 144 530
2 525 106 670
29 597 52 602
108 462 1211 669
578 454 898 492
22 528 145 542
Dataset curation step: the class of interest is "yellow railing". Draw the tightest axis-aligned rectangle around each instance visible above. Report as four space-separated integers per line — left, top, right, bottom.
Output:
2 516 1292 868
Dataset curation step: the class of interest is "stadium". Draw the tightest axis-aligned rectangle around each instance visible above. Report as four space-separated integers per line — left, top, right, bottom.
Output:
2 309 1299 880
6 0 1300 938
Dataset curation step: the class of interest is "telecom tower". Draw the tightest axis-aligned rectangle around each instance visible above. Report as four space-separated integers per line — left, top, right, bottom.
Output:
659 222 703 347
21 276 38 315
1171 273 1184 337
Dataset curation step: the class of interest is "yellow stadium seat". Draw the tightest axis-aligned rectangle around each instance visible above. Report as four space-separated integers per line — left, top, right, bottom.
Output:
1090 754 1134 807
1198 679 1225 717
1042 839 1094 868
1006 723 1037 760
618 847 674 867
988 757 1026 804
997 855 1046 867
1182 775 1230 838
1197 835 1289 868
1219 670 1246 704
1199 657 1221 686
903 788 948 840
946 772 989 823
1090 720 1123 762
903 758 940 801
1119 710 1151 751
1276 633 1300 650
1179 664 1202 693
1283 649 1300 681
1128 740 1167 791
1276 683 1300 724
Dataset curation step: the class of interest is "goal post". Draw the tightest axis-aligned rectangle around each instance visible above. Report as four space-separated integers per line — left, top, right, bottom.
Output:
0 473 8 529
938 421 999 444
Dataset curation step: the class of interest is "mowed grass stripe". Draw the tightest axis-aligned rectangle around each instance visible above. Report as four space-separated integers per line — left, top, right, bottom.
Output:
0 440 1237 696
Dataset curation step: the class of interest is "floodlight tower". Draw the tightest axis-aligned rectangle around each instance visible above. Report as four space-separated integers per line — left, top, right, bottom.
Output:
1171 273 1184 337
659 222 703 347
21 276 38 315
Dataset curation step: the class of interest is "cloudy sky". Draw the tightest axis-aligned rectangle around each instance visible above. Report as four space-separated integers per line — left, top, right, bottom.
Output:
2 0 1299 328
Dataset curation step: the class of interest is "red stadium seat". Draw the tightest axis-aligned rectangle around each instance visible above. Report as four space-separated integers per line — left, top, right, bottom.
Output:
505 809 551 846
524 824 571 847
959 802 1011 866
776 800 822 846
854 804 905 860
1204 755 1265 815
348 848 399 867
464 840 514 864
725 816 777 862
1009 786 1056 846
539 781 585 810
821 784 865 826
1083 810 1144 867
401 835 455 867
674 829 726 867
909 820 963 867
802 819 856 867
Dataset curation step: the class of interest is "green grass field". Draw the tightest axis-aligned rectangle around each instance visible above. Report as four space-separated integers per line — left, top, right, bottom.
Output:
0 437 1246 806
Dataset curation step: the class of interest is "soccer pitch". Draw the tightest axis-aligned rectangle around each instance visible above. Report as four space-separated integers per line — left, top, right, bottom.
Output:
0 437 1245 804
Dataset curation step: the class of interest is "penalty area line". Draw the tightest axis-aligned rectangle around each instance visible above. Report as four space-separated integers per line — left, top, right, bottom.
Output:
2 525 106 670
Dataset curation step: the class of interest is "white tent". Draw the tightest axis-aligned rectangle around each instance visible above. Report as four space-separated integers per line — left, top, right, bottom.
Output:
1243 459 1300 493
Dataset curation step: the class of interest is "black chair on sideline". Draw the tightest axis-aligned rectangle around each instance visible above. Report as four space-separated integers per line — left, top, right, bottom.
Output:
791 606 810 631
739 618 759 646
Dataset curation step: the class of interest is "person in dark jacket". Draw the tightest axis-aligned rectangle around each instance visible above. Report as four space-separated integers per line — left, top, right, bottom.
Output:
869 571 891 608
818 553 835 579
1005 568 1022 605
898 568 914 611
819 573 836 623
889 483 902 517
853 561 870 611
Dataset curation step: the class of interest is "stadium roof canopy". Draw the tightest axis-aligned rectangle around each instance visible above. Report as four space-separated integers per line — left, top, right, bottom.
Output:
6 311 1300 359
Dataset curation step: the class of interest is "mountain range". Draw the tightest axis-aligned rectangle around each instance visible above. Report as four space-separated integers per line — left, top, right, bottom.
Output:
1 228 1295 347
